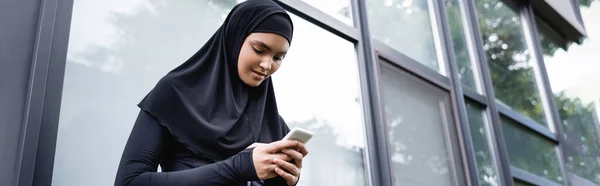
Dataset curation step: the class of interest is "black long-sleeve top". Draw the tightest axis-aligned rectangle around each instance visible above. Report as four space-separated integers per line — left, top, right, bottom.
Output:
114 110 289 186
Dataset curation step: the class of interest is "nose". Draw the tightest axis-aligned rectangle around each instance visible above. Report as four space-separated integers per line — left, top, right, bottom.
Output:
259 58 272 71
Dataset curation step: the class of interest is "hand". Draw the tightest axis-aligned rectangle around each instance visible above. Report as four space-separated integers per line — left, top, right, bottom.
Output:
251 140 301 180
274 142 308 185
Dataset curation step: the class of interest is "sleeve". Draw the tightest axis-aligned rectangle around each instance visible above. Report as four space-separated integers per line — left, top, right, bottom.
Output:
262 176 290 186
114 110 259 186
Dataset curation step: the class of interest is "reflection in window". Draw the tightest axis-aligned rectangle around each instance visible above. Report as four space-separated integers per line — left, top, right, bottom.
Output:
367 0 442 73
537 2 600 183
300 0 353 26
466 103 499 186
475 0 547 125
272 14 367 186
380 62 464 186
445 0 478 91
501 117 562 183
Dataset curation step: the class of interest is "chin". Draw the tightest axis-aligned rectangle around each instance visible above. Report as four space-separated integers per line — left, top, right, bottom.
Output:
243 80 262 87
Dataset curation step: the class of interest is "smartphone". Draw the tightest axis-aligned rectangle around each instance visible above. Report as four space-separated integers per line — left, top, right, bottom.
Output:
282 127 313 144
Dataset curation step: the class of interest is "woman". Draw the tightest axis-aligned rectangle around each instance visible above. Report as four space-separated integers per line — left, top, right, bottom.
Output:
114 0 308 185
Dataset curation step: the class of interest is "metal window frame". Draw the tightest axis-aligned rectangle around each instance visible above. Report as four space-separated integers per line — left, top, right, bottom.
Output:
512 166 564 186
377 58 468 186
462 0 576 185
373 40 452 91
349 0 393 185
275 0 359 43
460 0 515 184
464 86 487 104
568 172 600 186
278 0 488 186
366 0 486 184
521 2 574 186
9 0 75 185
16 0 61 183
496 102 558 142
430 0 481 184
276 0 412 185
31 0 74 183
447 5 511 184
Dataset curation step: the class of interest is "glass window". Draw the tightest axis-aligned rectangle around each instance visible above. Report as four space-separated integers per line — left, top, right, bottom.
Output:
271 14 367 186
380 62 464 186
466 102 500 186
52 0 367 186
501 117 562 183
445 0 479 91
367 0 443 73
300 0 353 26
537 1 600 184
475 0 547 125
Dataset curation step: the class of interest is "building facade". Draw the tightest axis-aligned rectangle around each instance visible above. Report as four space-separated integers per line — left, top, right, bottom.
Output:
1 0 599 185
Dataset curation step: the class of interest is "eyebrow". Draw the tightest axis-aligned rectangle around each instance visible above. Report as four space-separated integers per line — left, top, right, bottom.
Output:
251 40 287 55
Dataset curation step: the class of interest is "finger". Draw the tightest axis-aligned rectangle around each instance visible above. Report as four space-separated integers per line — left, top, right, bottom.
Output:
274 166 297 185
266 140 299 153
281 149 303 168
264 164 280 179
267 164 278 172
270 153 292 162
274 158 300 176
281 149 303 160
295 142 308 157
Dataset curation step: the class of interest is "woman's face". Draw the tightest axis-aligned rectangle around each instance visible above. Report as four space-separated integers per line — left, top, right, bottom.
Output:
238 32 289 87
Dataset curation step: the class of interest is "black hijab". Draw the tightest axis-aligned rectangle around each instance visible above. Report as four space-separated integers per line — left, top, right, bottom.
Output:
138 0 293 161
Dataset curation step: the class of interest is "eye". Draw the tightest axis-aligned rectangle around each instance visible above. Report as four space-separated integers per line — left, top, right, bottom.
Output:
252 47 264 54
274 55 284 61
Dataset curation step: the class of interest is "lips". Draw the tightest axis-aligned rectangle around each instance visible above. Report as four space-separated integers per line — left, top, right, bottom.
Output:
252 70 267 77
